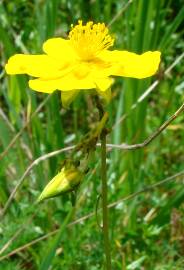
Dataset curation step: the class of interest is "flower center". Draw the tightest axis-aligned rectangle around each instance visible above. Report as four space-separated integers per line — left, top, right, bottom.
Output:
69 20 114 61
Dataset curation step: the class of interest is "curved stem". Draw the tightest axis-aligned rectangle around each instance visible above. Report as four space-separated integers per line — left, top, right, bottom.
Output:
101 130 112 270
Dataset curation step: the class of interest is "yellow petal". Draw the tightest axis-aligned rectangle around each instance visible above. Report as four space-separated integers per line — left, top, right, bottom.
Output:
61 90 80 108
43 38 77 61
29 72 95 92
29 78 56 93
5 54 67 78
99 50 161 79
94 77 114 92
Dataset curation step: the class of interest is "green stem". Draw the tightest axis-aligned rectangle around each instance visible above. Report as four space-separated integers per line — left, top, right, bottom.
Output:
93 112 109 138
101 130 112 270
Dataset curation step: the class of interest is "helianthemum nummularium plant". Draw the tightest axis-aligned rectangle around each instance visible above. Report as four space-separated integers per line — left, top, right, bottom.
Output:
5 20 161 270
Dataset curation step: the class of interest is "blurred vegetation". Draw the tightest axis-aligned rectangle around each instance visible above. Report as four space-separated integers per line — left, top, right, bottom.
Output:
0 0 184 269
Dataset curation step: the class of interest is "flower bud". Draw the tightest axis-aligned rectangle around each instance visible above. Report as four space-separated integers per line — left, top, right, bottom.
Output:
37 165 83 202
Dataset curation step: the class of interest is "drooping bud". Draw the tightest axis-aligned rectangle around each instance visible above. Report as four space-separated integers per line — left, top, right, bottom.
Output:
37 163 84 202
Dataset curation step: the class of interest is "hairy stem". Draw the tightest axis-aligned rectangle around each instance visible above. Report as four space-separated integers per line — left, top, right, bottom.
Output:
101 130 112 270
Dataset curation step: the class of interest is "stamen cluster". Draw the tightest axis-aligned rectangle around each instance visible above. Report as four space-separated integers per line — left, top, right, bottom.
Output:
69 20 114 60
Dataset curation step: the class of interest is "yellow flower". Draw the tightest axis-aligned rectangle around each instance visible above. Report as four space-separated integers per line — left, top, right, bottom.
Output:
37 164 84 202
5 20 161 107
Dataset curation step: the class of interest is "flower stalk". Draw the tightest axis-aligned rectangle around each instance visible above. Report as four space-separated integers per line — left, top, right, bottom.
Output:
95 96 112 269
101 128 112 270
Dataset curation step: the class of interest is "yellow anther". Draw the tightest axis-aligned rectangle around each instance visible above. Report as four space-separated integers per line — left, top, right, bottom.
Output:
69 20 114 61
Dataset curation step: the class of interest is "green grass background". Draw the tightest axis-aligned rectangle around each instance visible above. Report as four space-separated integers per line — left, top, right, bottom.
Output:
0 0 184 269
